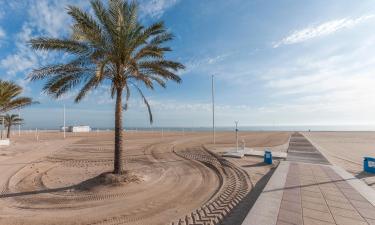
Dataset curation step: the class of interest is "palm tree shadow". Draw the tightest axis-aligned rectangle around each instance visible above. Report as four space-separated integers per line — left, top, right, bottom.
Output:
242 162 268 168
0 172 131 199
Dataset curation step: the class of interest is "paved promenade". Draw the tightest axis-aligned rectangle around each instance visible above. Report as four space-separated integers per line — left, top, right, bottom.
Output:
242 133 375 225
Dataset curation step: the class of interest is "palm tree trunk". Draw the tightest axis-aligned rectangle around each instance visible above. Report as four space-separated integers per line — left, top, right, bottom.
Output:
7 125 10 139
113 88 124 174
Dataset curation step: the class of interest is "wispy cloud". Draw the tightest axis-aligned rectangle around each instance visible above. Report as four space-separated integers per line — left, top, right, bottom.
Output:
139 0 180 18
273 15 375 48
0 0 90 78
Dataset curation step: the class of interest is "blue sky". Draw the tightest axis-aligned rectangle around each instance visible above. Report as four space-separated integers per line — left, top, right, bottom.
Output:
1 0 375 129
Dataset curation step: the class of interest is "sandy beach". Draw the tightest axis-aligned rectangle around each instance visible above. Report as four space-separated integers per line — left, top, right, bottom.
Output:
303 132 375 189
0 131 289 225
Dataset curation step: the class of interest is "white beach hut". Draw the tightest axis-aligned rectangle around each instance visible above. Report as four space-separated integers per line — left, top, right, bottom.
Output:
68 126 91 133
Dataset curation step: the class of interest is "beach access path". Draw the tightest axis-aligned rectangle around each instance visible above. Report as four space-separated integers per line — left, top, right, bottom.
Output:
242 132 375 225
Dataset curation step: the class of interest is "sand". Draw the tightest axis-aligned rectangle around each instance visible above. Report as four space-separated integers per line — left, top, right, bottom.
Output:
303 131 375 189
0 131 289 225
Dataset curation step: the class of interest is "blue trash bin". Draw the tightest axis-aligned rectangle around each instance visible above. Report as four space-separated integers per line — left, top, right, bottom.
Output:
264 151 272 164
364 157 375 173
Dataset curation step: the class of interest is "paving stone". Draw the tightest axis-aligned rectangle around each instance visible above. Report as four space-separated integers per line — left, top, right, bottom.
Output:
280 200 302 214
332 215 368 225
302 201 330 212
283 193 301 203
303 217 335 225
366 218 375 225
325 200 355 210
301 186 321 193
355 207 375 220
278 208 303 225
343 192 367 202
321 189 345 197
301 190 324 198
329 206 364 220
350 199 374 209
276 221 294 225
302 195 326 204
303 208 335 223
324 194 350 203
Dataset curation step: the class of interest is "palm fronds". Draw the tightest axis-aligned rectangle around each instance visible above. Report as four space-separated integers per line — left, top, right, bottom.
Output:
0 80 38 113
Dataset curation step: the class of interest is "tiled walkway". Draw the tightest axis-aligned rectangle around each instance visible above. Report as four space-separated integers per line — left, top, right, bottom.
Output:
287 132 330 165
242 133 375 225
278 163 375 225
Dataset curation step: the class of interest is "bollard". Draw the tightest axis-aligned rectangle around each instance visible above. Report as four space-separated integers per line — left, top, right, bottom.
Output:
264 150 272 164
364 157 375 173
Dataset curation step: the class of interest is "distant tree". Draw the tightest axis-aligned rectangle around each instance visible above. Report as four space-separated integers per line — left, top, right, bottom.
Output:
0 80 36 139
1 114 23 139
28 0 185 175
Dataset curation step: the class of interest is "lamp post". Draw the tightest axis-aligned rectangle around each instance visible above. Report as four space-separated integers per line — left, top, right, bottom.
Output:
63 104 66 139
235 121 239 152
18 110 21 136
212 75 215 144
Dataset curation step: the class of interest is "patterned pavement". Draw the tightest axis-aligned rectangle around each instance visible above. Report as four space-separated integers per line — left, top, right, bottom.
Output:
242 132 375 225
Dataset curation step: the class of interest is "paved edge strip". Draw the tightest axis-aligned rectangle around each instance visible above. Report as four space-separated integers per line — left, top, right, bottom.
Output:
241 161 290 225
330 164 375 207
302 132 335 165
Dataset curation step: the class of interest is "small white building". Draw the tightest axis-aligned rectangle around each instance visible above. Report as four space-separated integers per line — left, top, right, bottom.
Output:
68 126 91 133
0 139 10 146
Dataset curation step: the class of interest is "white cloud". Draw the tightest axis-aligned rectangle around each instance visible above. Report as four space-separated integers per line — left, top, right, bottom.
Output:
0 0 90 78
28 1 70 37
274 15 375 48
0 26 39 78
260 34 375 125
139 0 180 18
181 53 232 76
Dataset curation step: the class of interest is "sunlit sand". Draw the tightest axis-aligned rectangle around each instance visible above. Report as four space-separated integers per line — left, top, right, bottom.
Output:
0 131 289 225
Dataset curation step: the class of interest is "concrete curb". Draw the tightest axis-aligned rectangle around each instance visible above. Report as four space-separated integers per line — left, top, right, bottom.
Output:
241 161 290 225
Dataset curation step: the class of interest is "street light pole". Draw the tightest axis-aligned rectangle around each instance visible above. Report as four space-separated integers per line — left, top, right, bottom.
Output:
18 110 21 136
212 75 215 144
235 121 239 152
63 104 66 139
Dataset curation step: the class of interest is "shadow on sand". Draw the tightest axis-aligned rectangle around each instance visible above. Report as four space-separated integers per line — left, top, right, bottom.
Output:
218 165 276 225
0 172 140 199
242 162 268 168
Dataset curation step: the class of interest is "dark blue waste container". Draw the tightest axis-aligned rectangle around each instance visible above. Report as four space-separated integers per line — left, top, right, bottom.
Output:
364 157 375 173
264 151 272 164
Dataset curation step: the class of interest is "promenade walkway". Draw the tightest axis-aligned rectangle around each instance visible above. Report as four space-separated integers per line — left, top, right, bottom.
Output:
242 132 375 225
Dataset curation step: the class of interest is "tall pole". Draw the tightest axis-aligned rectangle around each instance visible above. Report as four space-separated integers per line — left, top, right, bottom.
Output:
63 104 66 139
18 110 21 136
212 75 215 144
235 121 239 152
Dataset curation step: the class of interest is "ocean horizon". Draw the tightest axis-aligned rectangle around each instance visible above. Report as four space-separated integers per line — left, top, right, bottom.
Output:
13 125 375 132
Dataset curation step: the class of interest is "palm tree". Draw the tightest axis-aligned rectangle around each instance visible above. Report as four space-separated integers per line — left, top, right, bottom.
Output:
0 80 36 113
0 80 36 140
1 114 23 139
28 0 185 175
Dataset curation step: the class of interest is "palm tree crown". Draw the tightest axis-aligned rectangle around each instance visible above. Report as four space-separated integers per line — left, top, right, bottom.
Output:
28 0 185 174
0 80 36 113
